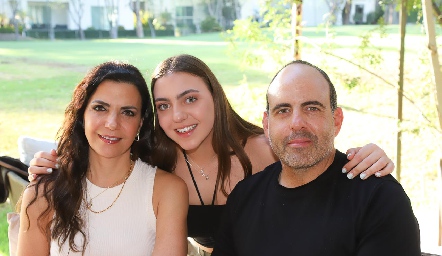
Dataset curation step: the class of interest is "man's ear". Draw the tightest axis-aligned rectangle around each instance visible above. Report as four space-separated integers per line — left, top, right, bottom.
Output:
333 108 344 137
262 111 270 140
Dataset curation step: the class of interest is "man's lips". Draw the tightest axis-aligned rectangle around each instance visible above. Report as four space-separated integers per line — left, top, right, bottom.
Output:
287 138 312 147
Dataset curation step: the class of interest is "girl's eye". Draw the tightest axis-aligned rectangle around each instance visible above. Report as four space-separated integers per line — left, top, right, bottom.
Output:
185 96 197 104
92 105 106 111
157 103 169 111
122 110 135 116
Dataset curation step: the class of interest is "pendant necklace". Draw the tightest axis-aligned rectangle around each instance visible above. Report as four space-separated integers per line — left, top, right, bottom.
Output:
184 154 216 180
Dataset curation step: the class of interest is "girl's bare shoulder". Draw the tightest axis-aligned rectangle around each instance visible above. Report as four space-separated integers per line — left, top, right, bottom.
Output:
244 134 277 174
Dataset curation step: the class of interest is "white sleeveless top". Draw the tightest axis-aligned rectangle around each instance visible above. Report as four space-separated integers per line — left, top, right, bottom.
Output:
50 159 157 255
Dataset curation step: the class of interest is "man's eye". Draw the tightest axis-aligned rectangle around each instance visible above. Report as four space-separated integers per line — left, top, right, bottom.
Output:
93 105 106 111
307 106 319 111
186 96 197 103
277 108 290 114
157 103 169 111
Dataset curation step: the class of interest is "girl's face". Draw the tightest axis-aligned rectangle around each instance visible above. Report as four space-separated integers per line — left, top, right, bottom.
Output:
84 80 143 160
153 72 215 153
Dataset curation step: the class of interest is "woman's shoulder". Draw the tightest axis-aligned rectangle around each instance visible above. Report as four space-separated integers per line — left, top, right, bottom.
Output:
21 182 50 206
155 168 188 194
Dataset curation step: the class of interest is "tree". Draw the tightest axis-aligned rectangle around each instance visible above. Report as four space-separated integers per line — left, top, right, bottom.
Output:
129 0 144 38
69 0 85 40
104 0 119 39
226 0 303 68
422 0 442 246
342 0 352 25
8 0 22 41
205 0 224 28
324 0 346 25
396 0 408 182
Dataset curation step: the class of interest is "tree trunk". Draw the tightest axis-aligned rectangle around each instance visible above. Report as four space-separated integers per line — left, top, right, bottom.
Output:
342 0 351 25
422 0 442 246
291 1 302 60
396 0 407 182
432 1 442 25
13 17 19 41
79 28 85 40
135 0 144 38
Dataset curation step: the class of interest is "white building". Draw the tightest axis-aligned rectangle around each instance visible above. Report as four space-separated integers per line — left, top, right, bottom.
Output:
0 0 397 33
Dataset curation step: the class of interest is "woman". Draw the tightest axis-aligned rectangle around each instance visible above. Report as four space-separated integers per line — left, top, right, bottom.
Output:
18 61 188 255
29 55 393 255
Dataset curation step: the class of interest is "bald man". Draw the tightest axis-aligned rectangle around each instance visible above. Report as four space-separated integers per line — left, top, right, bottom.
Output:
212 60 420 256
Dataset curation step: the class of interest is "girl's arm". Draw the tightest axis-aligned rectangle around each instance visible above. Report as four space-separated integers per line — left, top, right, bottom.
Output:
343 143 395 180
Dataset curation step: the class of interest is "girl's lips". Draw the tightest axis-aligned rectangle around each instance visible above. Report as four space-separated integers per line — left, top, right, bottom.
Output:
99 134 121 144
175 124 197 134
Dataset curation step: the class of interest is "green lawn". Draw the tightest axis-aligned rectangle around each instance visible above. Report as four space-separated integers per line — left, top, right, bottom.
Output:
0 25 440 254
0 203 12 255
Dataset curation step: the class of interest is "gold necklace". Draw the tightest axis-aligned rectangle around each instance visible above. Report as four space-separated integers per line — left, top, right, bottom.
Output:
85 160 134 214
86 171 126 205
185 154 216 180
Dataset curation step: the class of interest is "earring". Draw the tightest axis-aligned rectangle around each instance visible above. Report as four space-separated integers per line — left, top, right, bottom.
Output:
135 133 140 141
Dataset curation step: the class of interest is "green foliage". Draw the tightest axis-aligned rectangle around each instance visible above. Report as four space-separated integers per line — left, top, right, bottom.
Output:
224 0 294 72
0 203 12 255
200 16 222 33
366 5 385 24
354 21 387 67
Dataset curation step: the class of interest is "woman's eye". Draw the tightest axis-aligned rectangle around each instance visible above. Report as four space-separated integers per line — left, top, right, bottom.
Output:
157 103 169 111
186 96 197 104
92 105 106 111
123 110 135 116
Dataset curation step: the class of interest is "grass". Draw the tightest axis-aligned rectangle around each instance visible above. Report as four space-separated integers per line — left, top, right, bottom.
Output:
0 203 12 255
0 24 440 253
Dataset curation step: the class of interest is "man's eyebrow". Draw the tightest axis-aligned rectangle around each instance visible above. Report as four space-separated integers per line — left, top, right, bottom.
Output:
301 101 326 109
154 89 199 103
271 103 291 112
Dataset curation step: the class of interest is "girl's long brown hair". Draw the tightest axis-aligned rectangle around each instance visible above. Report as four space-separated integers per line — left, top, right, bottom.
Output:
25 61 154 254
150 54 263 197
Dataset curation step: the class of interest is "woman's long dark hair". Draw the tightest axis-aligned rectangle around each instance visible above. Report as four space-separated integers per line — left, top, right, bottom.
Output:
25 61 154 254
150 54 263 197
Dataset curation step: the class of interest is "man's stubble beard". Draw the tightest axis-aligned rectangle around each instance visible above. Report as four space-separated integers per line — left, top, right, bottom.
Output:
269 130 335 172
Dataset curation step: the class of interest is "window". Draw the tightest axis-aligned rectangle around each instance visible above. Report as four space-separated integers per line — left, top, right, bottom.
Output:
175 6 193 27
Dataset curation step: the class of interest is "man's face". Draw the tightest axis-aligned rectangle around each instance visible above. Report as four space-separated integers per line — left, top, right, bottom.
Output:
263 64 343 171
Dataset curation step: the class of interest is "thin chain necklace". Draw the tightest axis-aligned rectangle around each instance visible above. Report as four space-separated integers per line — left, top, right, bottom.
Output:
184 154 216 180
84 160 134 214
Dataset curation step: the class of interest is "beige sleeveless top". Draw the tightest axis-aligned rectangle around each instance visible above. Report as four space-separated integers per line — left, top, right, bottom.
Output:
50 159 157 255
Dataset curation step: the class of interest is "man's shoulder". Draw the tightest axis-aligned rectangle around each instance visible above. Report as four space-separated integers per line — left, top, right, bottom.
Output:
243 161 281 183
230 161 281 195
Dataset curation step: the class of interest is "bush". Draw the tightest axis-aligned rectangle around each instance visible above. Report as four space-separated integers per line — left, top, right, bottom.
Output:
366 6 384 24
200 16 222 32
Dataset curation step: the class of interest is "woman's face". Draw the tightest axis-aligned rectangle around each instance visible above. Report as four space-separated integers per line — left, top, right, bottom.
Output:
83 80 143 159
153 72 215 153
